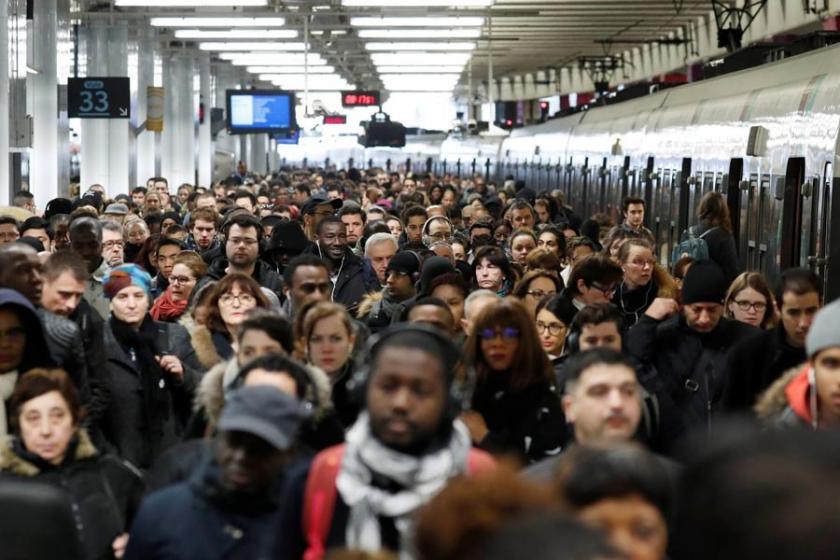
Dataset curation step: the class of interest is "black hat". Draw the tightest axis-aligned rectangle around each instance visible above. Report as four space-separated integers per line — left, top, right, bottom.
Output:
387 251 421 277
44 198 73 221
217 386 310 451
681 260 728 305
261 215 284 229
418 256 456 297
266 220 310 254
300 195 341 216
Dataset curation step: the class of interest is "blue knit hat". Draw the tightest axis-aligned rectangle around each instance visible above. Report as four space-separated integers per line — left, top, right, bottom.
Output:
102 264 152 300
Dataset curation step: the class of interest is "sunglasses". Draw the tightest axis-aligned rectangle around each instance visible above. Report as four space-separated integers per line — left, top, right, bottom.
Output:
479 327 520 341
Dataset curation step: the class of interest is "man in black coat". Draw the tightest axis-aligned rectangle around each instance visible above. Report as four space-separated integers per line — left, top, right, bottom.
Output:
627 261 756 448
723 268 822 412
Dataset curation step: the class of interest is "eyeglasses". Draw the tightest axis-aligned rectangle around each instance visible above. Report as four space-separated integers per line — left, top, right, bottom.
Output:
526 289 556 300
219 293 256 306
627 259 655 268
733 300 767 313
299 282 332 295
169 275 195 285
479 327 520 341
429 232 453 241
103 240 124 250
227 237 259 247
536 321 566 336
589 282 617 296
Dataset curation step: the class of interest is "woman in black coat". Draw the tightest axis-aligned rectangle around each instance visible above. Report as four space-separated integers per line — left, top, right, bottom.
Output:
693 191 740 283
463 297 567 464
1 368 142 560
100 264 204 469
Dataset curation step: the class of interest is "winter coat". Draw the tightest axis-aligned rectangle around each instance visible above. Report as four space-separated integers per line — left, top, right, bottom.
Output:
694 220 740 283
101 320 204 469
124 460 292 560
356 290 408 334
188 324 233 371
0 430 143 560
37 308 92 411
723 327 807 413
612 265 678 329
472 374 567 464
754 364 815 429
69 300 111 429
627 313 756 447
303 245 371 312
84 258 111 319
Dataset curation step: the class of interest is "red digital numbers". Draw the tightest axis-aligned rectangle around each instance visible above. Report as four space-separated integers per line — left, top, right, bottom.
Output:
323 115 347 125
342 91 380 107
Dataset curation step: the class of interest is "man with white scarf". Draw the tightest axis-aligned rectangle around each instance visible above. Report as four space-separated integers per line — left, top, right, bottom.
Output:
277 324 495 560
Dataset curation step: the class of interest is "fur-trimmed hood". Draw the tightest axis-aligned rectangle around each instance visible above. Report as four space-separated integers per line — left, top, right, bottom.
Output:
189 324 223 370
755 364 811 424
356 290 384 319
653 264 679 299
0 429 97 477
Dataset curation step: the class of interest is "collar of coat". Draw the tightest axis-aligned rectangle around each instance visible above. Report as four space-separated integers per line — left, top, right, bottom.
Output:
0 429 97 477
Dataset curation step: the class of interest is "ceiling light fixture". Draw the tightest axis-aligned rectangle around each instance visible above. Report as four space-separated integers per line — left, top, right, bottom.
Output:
150 17 286 27
222 54 328 66
116 0 267 6
176 29 297 40
200 42 305 51
370 53 471 65
359 29 480 39
375 65 465 74
343 0 491 6
350 16 484 27
365 42 475 51
247 65 336 74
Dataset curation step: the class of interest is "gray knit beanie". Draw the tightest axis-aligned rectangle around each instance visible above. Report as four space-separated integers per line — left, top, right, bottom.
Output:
805 299 840 358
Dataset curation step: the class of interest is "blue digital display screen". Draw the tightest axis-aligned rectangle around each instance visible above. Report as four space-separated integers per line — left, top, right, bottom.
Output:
226 90 296 134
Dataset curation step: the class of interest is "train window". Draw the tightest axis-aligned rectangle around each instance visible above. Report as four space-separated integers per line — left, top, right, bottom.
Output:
741 174 758 271
780 158 806 270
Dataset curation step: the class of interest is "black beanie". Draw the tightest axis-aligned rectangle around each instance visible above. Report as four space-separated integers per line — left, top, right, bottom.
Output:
681 260 728 305
417 256 455 297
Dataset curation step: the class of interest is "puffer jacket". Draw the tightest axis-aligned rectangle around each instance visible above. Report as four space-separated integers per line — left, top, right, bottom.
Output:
0 430 143 560
754 364 815 429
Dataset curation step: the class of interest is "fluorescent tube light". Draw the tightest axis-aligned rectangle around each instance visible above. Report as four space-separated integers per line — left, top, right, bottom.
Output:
351 17 484 27
359 29 480 39
343 0 491 6
117 0 267 6
200 42 305 51
365 42 475 51
176 29 297 39
151 17 286 27
370 53 471 65
375 66 465 74
247 66 335 74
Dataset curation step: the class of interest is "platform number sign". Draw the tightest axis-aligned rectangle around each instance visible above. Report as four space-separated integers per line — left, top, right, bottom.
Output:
341 90 380 108
68 77 131 119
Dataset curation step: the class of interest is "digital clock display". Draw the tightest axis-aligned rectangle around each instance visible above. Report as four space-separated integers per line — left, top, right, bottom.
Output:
323 115 348 125
342 91 381 108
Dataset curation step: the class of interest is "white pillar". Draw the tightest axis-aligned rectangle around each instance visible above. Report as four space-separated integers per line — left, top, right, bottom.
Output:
107 23 129 195
0 0 9 201
250 133 266 175
30 0 59 203
164 52 195 187
80 24 109 193
160 52 173 182
198 54 212 187
135 28 155 186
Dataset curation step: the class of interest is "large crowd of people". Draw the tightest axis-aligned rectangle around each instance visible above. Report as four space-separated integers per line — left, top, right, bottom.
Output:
1 164 839 560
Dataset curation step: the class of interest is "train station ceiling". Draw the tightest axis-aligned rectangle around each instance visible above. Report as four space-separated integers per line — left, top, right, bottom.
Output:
73 1 822 98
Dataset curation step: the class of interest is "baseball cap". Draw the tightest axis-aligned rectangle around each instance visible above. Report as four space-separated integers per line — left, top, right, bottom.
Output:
217 386 310 451
300 195 342 216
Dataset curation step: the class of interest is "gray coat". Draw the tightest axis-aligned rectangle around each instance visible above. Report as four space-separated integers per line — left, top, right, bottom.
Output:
101 320 204 469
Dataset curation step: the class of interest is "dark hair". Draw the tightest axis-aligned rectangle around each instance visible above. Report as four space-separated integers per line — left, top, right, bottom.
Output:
20 217 49 236
573 303 624 332
567 254 623 296
566 236 598 255
697 191 733 233
536 224 567 257
205 274 270 334
149 176 168 187
535 294 571 326
237 310 294 354
316 215 344 236
338 205 366 222
673 256 695 280
371 327 458 387
13 191 34 204
164 224 188 237
294 182 311 196
472 246 514 287
221 212 263 240
155 236 184 255
563 347 636 387
283 254 330 287
408 296 454 323
401 205 428 224
533 195 558 222
233 189 257 207
9 368 84 431
622 196 645 212
0 216 20 230
429 272 468 299
509 200 536 220
465 297 552 388
131 186 147 195
558 444 672 519
776 268 822 306
512 269 561 299
43 250 88 283
237 352 311 400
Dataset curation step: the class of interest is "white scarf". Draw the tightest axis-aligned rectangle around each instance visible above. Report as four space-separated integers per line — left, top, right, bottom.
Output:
336 413 471 559
0 371 19 436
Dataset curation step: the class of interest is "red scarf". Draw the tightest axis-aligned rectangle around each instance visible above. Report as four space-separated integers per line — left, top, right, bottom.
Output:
150 288 188 322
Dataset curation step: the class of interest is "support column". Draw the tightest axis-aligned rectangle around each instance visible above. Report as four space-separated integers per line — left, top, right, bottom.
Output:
163 52 195 187
198 54 212 187
80 24 109 193
250 133 267 175
107 23 129 195
0 0 9 202
135 28 156 186
160 52 173 182
56 0 70 198
30 0 59 203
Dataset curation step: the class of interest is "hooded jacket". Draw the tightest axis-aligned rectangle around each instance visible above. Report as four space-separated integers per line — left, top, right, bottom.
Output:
0 430 143 560
303 244 371 312
755 364 816 429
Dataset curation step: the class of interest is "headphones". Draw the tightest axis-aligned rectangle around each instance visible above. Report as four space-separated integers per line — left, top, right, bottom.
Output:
421 216 454 248
346 323 472 423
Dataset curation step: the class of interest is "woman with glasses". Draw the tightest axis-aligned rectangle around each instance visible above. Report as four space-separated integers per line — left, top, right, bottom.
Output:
535 295 569 361
101 264 204 469
512 269 562 319
150 251 207 323
189 273 270 370
613 239 677 329
723 272 777 329
463 298 566 464
509 230 538 267
473 246 517 297
297 301 359 427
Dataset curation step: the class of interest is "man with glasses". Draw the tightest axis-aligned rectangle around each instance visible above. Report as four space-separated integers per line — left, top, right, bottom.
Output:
724 268 823 412
627 260 755 449
206 213 283 300
282 255 332 317
100 222 124 268
422 216 454 248
551 254 623 326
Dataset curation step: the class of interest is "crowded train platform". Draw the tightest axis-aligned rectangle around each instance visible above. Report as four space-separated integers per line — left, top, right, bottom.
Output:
5 1 840 560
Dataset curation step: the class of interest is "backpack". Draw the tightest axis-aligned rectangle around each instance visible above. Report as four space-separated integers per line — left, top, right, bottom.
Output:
671 226 718 263
301 444 495 560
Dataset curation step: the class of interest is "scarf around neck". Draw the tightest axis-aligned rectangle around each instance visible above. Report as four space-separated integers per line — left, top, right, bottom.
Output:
336 413 471 558
150 288 188 322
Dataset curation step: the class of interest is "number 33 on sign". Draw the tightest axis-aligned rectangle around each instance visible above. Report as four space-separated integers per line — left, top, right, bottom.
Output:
68 77 131 119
